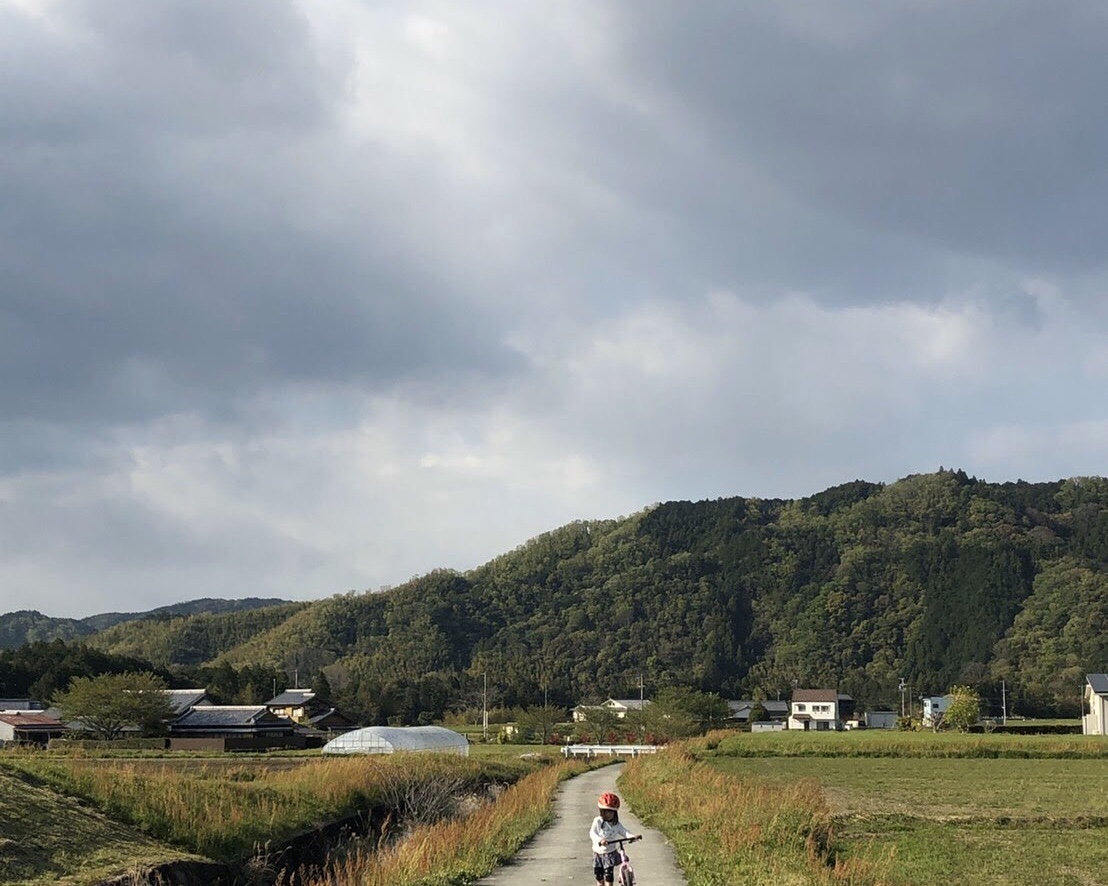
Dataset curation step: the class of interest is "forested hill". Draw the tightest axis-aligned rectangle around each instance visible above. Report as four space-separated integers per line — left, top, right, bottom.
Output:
0 598 292 651
21 471 1108 721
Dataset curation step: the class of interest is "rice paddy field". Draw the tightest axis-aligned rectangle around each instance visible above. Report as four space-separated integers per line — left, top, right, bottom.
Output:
686 731 1108 886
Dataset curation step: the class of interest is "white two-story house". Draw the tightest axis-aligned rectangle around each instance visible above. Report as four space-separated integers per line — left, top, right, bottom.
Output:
788 689 841 731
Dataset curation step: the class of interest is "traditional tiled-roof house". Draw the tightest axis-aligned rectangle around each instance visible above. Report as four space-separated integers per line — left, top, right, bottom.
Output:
265 689 324 723
726 699 789 724
170 706 296 739
307 707 355 734
163 688 214 715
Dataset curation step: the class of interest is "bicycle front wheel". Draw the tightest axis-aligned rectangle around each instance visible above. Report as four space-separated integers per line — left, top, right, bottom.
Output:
619 865 635 886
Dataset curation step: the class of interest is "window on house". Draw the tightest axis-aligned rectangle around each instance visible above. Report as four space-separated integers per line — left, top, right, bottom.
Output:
796 703 806 711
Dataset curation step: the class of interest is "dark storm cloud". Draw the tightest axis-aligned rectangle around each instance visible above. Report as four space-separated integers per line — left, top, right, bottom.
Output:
0 0 517 444
579 0 1108 294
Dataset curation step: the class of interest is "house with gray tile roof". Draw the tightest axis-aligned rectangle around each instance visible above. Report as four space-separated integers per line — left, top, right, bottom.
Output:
0 699 45 712
163 688 214 714
265 689 322 722
726 699 789 723
170 705 296 738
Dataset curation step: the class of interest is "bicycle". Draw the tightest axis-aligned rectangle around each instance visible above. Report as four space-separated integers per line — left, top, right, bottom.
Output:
604 836 642 886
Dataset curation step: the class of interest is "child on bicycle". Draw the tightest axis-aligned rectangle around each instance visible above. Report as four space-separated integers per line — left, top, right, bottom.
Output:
590 792 641 886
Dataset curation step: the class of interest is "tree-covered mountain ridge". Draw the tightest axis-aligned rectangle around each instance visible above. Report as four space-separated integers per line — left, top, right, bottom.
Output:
0 598 295 651
75 472 1108 717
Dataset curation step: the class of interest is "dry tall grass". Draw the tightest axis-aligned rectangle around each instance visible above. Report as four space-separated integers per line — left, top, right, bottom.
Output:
6 754 529 860
620 746 892 886
305 760 581 886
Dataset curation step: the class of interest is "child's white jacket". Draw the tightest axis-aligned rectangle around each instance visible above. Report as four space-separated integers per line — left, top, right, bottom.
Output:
590 815 632 855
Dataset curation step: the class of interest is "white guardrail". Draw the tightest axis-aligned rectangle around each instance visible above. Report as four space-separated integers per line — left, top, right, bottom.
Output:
561 744 662 758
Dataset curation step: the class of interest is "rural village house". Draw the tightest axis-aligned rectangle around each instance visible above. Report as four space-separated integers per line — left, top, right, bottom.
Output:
1083 674 1108 735
264 688 354 734
163 688 214 714
922 695 952 728
0 711 66 746
572 698 652 722
306 707 355 734
170 705 297 739
265 688 325 722
788 689 842 731
726 699 789 724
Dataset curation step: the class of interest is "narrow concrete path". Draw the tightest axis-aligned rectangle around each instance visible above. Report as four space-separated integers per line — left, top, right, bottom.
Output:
473 763 687 885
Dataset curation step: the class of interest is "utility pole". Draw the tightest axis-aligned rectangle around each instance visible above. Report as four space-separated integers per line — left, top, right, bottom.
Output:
1001 680 1007 725
898 677 907 718
482 672 488 742
638 673 645 742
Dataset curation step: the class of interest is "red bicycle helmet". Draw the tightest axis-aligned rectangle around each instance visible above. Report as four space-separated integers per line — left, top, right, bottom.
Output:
598 792 620 810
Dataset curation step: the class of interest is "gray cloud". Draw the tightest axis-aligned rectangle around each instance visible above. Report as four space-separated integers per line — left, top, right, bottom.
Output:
1 0 1106 617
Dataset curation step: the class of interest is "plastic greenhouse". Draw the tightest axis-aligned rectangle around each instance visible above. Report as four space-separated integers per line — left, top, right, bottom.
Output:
321 725 470 756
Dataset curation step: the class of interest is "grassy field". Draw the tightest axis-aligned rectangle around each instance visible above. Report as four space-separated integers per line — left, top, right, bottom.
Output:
0 766 196 886
688 731 1108 886
699 728 1106 757
2 752 535 860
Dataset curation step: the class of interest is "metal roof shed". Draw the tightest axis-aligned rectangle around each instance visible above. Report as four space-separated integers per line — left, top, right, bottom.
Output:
322 725 470 756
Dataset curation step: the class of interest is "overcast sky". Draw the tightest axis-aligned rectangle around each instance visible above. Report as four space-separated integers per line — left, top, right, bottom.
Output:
3 1 1107 618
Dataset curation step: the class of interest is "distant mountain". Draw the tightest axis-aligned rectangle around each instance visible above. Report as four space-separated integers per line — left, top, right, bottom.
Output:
0 598 291 650
78 471 1108 723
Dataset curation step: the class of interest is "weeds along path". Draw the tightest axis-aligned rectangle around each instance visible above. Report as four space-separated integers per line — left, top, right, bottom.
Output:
473 762 686 885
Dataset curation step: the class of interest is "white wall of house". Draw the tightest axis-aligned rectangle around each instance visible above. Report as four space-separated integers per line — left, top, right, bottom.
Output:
788 694 840 731
1083 686 1108 735
921 696 950 727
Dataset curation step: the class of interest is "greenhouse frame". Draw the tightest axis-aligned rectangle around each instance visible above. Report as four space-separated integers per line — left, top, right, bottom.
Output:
322 725 470 756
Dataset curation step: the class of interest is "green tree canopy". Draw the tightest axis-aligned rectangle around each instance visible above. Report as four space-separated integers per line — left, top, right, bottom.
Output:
55 672 176 740
943 685 980 732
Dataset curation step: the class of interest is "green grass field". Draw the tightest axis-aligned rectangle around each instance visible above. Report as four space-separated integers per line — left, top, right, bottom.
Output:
699 733 1108 885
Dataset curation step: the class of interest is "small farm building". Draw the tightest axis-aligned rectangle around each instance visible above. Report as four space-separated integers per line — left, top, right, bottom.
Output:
322 725 470 756
865 710 897 729
1083 674 1108 735
0 711 66 746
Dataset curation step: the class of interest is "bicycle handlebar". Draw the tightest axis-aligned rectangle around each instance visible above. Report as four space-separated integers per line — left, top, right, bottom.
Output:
603 836 643 846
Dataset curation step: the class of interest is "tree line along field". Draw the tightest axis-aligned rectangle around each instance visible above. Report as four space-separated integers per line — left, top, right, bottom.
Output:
676 731 1108 886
